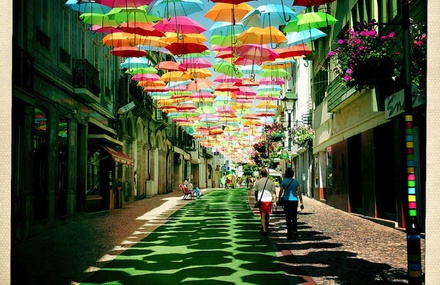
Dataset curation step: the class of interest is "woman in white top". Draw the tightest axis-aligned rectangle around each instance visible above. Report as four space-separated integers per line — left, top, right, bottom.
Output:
252 168 277 235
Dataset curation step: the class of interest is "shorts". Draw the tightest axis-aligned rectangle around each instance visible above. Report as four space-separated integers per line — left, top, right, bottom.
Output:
259 201 272 214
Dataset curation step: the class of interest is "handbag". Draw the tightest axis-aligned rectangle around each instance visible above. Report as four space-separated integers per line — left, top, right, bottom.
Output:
254 178 269 208
278 179 294 207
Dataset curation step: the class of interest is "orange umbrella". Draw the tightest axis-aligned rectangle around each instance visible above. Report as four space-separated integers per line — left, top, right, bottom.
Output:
102 32 133 47
237 26 287 45
187 78 215 91
204 2 253 23
162 32 207 44
160 71 188 82
156 61 184 71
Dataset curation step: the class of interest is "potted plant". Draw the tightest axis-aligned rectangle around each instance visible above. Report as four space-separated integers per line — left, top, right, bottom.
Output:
265 122 285 142
327 21 400 90
291 124 315 148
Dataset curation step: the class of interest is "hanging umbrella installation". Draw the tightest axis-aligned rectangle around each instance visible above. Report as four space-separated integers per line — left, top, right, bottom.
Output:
284 12 338 32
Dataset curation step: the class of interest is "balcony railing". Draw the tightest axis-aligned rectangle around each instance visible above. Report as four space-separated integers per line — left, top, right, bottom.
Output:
326 77 357 112
13 46 34 92
73 59 100 103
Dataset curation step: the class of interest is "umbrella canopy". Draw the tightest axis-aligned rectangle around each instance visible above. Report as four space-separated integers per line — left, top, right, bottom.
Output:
165 42 208 56
284 12 338 32
107 6 162 24
148 0 204 18
241 4 298 27
179 58 212 69
284 28 327 46
156 61 183 71
118 22 165 37
153 16 206 34
237 26 287 45
236 44 279 63
213 60 244 77
293 0 337 6
209 21 247 36
65 0 112 13
204 2 253 23
187 78 215 91
276 44 312 58
111 46 147 57
95 0 154 7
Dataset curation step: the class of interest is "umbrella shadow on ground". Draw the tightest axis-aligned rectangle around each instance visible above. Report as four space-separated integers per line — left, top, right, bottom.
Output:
81 189 293 285
269 211 408 285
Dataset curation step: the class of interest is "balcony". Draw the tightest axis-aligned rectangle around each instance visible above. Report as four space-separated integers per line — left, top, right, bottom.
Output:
13 47 34 92
73 59 100 103
326 77 358 113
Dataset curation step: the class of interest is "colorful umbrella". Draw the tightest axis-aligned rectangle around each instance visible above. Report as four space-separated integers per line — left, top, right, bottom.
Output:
187 78 215 91
156 61 183 71
276 44 312 58
118 22 165 37
95 0 154 7
65 0 112 13
293 0 337 6
209 21 247 36
204 2 253 23
179 58 212 69
79 13 118 26
153 16 206 34
241 4 298 28
165 42 208 56
237 26 287 46
111 46 147 57
107 6 162 24
284 12 338 32
284 28 327 46
213 60 244 77
162 32 207 44
120 57 152 69
148 0 204 18
236 44 279 63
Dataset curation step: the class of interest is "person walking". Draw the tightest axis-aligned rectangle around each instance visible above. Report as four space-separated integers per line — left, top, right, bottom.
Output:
278 167 304 240
252 168 277 236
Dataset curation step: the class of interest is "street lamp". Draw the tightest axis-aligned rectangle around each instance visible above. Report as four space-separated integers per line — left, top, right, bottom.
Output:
281 91 298 167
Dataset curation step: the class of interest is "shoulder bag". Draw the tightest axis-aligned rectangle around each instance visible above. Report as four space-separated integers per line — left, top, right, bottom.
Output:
254 178 269 208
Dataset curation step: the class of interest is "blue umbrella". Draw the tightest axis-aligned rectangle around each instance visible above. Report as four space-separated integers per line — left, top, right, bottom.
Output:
241 4 298 28
120 57 152 69
284 28 327 46
209 21 248 36
148 0 204 18
65 0 112 14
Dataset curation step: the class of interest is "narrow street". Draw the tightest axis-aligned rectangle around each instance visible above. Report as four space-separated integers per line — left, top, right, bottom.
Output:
12 188 424 285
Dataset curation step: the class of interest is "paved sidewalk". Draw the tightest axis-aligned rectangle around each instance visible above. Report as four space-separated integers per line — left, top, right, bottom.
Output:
267 196 425 284
11 188 425 284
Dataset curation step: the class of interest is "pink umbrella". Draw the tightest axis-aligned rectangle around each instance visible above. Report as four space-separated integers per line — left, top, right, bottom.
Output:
187 78 214 91
153 16 206 34
259 77 285 85
179 58 212 69
132 74 160 81
234 87 257 96
214 75 241 83
236 44 279 63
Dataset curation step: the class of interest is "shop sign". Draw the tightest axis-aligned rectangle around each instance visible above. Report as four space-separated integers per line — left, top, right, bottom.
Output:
385 87 425 119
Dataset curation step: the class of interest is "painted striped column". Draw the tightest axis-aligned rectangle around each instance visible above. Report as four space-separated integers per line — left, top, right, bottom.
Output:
405 115 422 284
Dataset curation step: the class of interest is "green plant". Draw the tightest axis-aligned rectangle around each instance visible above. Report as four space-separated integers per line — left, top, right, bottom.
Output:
327 21 400 90
291 124 315 148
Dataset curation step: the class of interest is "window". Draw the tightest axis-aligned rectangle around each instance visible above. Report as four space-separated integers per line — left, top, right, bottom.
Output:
313 69 328 106
56 117 68 216
59 4 71 68
35 1 51 51
33 107 49 221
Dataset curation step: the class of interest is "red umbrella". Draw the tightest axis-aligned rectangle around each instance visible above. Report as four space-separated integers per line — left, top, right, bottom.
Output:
275 44 312 58
111 46 147 57
95 0 154 7
293 0 337 7
179 58 213 69
165 42 208 56
118 22 165 37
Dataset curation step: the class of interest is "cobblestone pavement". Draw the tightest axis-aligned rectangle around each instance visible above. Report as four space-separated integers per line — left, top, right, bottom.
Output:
267 196 425 285
11 189 425 285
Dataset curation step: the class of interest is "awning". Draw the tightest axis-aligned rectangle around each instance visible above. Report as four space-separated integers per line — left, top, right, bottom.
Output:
101 145 134 166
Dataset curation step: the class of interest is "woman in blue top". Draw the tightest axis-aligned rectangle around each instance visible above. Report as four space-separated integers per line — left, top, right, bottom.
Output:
279 167 304 240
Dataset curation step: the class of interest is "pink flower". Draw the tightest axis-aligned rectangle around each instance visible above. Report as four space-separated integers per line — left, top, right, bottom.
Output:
338 39 344 44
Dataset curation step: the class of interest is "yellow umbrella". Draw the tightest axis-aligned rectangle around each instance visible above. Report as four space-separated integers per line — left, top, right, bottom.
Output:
160 71 188 82
256 101 278 109
102 32 133 47
183 68 213 79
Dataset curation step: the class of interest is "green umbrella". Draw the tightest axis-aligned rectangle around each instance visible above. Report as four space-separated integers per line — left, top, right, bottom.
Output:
284 12 338 33
213 60 244 77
